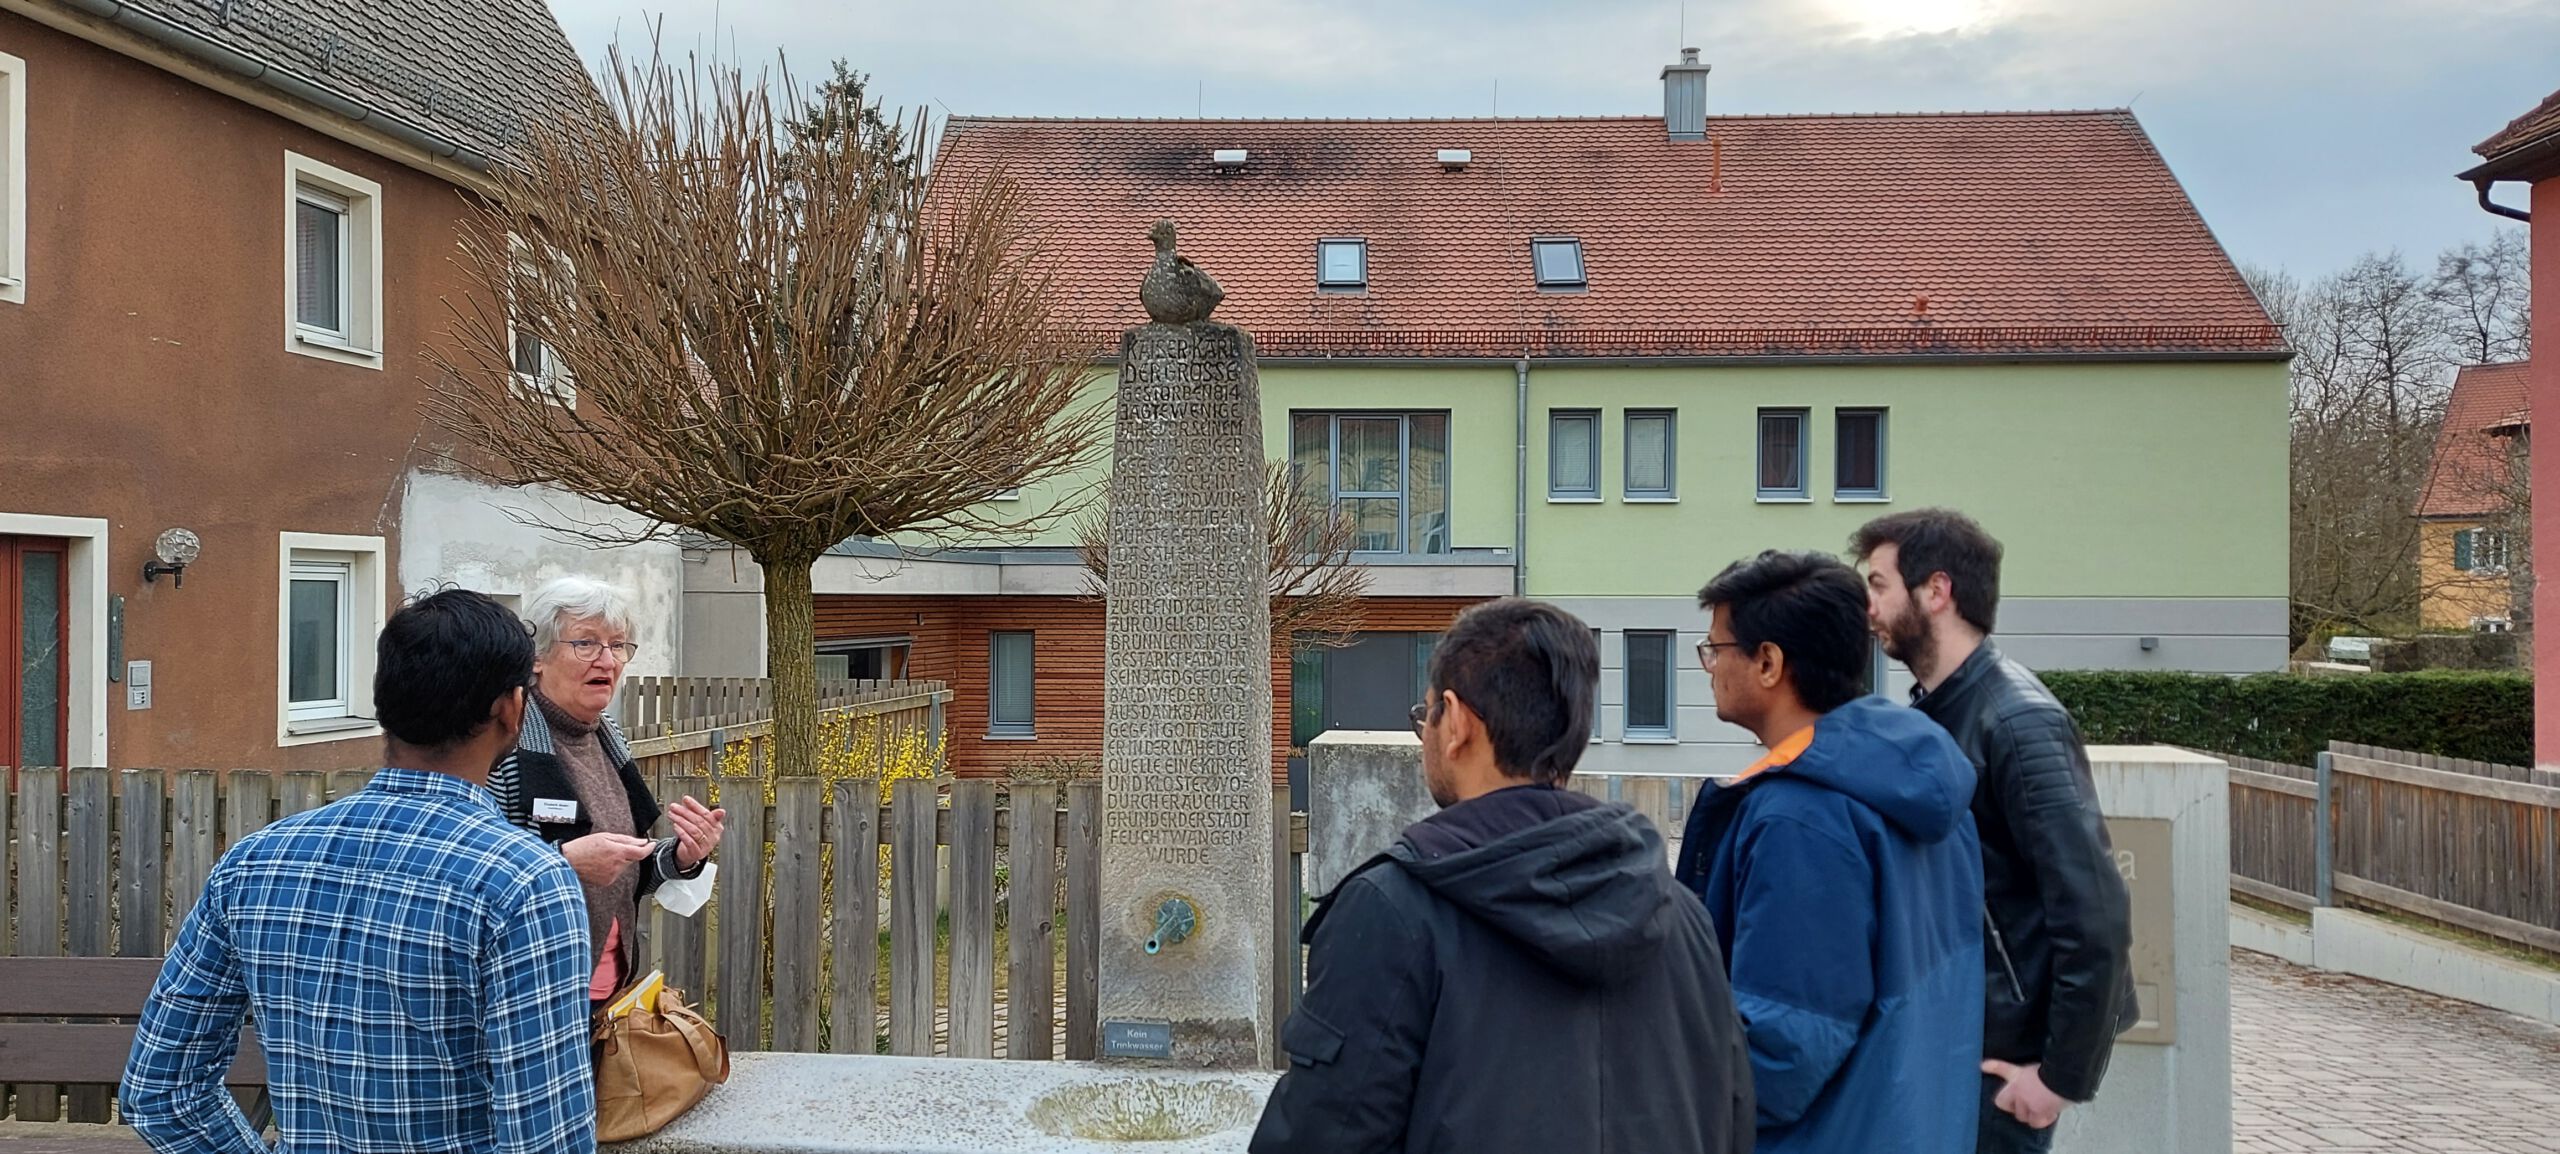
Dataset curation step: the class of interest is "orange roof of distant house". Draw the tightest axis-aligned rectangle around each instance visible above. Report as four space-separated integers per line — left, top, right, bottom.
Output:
928 111 2285 360
2419 361 2533 520
2473 87 2560 174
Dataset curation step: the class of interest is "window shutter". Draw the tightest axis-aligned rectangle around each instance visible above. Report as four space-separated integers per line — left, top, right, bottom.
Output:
2454 530 2475 572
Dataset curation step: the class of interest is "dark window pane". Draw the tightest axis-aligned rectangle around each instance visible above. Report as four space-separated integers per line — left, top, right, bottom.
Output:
296 197 344 332
513 326 547 377
1759 412 1804 493
1837 410 1884 494
288 577 341 705
1291 645 1325 748
19 549 62 766
1627 631 1671 733
1412 633 1439 704
989 632 1035 733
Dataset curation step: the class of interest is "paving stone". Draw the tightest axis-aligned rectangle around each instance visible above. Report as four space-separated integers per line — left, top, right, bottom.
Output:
2235 950 2560 1153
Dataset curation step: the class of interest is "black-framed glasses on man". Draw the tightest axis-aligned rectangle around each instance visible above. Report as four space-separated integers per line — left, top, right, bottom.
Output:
1695 639 1745 667
557 638 640 662
1409 701 1433 732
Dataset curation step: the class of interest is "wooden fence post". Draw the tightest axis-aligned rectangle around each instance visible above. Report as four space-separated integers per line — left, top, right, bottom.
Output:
2314 750 2335 908
889 779 938 1057
830 781 880 1056
715 771 768 1051
1064 782 1101 1060
66 769 112 1122
169 772 220 927
1007 785 1059 1061
17 769 62 1121
947 781 997 1059
117 770 168 959
770 779 823 1053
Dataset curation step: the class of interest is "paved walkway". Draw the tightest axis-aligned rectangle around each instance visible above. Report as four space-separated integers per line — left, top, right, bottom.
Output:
2236 949 2560 1153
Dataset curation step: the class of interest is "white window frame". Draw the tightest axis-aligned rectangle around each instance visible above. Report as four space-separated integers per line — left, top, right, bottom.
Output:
283 152 383 368
0 51 24 305
277 533 386 745
1624 409 1677 502
507 234 577 408
285 560 353 724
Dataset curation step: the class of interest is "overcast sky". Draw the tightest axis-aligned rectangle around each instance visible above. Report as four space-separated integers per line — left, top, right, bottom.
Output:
546 0 2556 278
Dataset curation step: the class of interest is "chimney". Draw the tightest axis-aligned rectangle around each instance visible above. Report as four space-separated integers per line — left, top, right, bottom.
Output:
1662 47 1709 141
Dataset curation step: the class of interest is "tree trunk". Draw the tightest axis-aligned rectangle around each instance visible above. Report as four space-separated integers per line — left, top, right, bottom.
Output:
759 554 821 778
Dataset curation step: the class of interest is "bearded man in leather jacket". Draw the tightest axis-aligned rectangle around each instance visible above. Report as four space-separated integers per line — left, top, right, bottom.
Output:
1851 509 2137 1154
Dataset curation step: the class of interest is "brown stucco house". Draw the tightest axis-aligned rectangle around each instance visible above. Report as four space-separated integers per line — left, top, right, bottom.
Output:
0 0 684 771
2414 361 2530 631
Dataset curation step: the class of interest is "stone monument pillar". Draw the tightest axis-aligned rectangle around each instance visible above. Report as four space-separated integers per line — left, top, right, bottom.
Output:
1098 221 1273 1068
2054 746 2232 1154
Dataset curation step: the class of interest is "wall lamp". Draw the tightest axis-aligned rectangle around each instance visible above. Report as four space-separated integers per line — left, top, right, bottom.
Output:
143 528 202 587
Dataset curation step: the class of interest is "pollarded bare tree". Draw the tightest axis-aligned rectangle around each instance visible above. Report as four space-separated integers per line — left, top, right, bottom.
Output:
1076 461 1371 645
426 46 1105 777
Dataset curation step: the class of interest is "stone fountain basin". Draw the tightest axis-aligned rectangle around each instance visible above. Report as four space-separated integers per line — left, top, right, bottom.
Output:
607 1052 1278 1154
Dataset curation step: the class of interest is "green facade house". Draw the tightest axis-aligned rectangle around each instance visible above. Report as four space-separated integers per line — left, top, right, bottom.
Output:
686 51 2290 778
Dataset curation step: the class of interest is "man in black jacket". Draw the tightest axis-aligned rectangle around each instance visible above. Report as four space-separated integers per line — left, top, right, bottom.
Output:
1851 510 2137 1154
1250 598 1753 1154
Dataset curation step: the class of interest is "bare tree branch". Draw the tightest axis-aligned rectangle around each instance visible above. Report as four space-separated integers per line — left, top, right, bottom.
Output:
1077 460 1371 645
422 41 1106 775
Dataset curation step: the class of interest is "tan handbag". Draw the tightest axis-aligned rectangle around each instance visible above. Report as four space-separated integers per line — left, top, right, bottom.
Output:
592 984 730 1143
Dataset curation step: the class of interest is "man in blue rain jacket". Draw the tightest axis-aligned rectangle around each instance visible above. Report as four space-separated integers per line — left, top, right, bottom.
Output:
1676 550 1986 1154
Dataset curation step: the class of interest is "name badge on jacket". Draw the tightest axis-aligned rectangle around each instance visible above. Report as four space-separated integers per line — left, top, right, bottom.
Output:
532 797 580 823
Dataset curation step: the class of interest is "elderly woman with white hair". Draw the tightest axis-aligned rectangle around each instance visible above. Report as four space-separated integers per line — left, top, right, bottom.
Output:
491 576 725 1010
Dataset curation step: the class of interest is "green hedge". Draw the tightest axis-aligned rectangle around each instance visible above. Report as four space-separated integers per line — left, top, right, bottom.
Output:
2041 670 2533 767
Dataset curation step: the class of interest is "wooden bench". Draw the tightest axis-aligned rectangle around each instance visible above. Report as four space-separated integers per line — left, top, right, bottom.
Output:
0 957 266 1136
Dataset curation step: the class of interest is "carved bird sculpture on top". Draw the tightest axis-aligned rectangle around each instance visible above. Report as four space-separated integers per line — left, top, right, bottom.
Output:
1140 219 1223 324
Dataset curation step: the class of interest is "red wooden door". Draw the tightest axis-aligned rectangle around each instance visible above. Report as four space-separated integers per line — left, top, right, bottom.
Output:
0 535 72 771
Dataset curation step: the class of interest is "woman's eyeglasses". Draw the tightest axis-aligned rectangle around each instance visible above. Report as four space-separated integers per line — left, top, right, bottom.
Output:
557 638 640 662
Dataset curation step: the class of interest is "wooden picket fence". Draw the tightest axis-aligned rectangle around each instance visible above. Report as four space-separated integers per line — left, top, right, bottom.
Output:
614 676 949 740
0 765 1309 1122
2221 743 2560 958
2225 754 2323 910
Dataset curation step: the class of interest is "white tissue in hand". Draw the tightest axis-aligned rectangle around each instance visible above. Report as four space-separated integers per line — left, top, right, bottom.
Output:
655 863 715 917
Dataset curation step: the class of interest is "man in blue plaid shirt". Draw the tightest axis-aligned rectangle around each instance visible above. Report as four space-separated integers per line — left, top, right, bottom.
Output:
123 590 596 1153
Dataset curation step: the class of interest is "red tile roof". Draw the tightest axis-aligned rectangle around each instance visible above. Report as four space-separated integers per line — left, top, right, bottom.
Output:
2476 87 2560 165
2418 361 2533 520
929 112 2284 359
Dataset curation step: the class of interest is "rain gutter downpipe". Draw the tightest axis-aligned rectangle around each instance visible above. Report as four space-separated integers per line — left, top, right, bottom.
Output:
55 0 494 171
2473 179 2531 224
1514 357 1530 597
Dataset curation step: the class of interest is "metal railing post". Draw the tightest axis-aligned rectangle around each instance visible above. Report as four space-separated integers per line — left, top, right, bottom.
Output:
2313 750 2334 908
